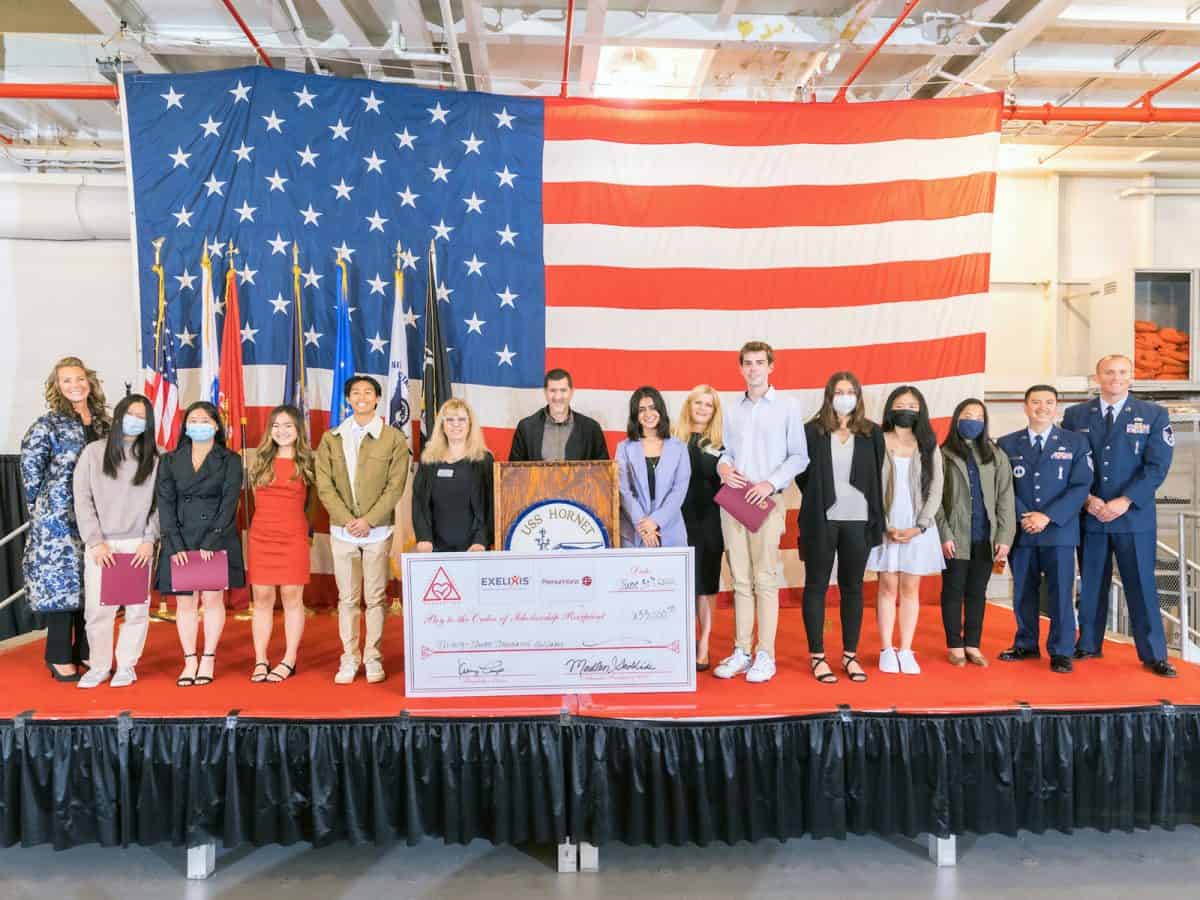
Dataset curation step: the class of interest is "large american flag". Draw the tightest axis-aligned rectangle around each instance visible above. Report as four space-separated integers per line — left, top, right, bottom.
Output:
124 66 1001 604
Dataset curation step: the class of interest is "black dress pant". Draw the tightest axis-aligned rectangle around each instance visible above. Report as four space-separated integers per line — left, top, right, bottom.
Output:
940 539 993 648
801 520 870 655
44 609 88 665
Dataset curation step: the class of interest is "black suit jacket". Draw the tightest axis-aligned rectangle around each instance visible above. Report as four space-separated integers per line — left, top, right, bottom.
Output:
154 441 246 593
509 407 609 462
795 421 886 556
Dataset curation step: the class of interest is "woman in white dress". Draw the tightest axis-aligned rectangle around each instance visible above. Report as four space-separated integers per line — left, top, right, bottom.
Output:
867 386 945 675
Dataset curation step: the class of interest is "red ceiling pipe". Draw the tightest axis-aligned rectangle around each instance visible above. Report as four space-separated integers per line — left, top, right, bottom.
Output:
219 0 275 68
0 83 118 100
1003 104 1200 123
834 0 920 103
0 134 12 144
559 0 577 99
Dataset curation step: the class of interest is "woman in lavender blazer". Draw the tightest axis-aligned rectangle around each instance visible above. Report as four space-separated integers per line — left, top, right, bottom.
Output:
616 387 692 548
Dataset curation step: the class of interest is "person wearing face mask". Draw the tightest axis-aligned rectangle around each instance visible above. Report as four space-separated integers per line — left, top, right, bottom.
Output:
616 387 691 550
21 356 111 682
1062 356 1175 676
867 386 944 675
936 399 1015 668
247 405 316 684
315 375 411 685
999 385 1093 674
795 372 885 685
155 401 245 687
72 394 160 689
673 385 726 670
412 399 494 552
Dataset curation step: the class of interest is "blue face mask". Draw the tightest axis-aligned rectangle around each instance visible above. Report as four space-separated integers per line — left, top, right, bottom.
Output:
122 414 147 437
957 418 985 440
186 423 217 443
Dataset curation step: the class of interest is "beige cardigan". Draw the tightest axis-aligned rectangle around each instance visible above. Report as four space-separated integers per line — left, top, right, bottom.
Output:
880 443 944 533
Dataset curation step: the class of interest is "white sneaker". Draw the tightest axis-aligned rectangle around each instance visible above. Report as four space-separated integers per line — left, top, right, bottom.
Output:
110 667 137 688
77 668 111 689
879 648 900 674
365 660 387 684
745 651 777 684
897 649 921 675
712 648 752 679
334 662 359 684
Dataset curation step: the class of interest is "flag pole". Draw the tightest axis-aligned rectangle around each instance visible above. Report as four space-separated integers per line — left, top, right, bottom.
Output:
228 239 255 622
391 239 408 618
148 236 175 624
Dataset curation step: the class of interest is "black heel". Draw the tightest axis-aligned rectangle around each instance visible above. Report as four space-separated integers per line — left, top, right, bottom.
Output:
810 655 838 684
842 653 868 683
250 661 270 683
194 652 216 687
46 661 81 683
177 653 198 687
266 661 297 683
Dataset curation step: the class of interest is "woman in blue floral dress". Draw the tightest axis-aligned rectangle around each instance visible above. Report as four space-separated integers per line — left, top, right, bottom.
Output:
20 356 110 681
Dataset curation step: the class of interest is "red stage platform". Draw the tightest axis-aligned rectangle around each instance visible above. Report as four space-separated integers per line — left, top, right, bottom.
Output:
4 604 1198 722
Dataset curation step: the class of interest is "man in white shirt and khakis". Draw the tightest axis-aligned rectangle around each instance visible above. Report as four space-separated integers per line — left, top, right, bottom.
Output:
315 376 411 684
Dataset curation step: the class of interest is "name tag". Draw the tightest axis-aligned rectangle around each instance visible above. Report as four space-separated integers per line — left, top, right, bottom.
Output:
703 445 723 457
1127 422 1150 435
437 468 455 478
1050 450 1073 460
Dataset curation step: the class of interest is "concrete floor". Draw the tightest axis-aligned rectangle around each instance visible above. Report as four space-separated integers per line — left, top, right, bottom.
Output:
2 829 1198 899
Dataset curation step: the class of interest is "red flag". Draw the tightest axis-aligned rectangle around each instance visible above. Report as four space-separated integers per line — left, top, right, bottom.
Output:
218 264 247 452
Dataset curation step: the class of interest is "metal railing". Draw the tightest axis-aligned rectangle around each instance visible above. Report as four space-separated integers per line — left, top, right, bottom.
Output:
0 522 28 612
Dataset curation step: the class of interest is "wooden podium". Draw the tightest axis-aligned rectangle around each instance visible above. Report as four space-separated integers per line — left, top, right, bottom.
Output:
493 460 619 550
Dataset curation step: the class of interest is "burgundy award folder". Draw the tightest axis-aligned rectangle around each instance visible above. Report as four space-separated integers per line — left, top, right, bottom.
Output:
170 550 230 592
714 484 776 533
99 553 152 607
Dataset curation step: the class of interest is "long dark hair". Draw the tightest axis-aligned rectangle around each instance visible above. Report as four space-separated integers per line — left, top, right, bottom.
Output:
102 394 158 484
942 397 996 465
626 386 670 441
881 385 937 502
177 400 227 447
812 370 875 437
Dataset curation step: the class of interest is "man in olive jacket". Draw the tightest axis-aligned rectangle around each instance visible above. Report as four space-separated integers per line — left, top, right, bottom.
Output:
316 376 411 684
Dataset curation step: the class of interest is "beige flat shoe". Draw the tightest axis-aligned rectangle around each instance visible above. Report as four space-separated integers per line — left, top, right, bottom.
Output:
948 651 967 668
964 650 989 668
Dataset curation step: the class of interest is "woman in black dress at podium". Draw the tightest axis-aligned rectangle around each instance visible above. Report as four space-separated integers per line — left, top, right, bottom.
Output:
675 385 726 671
413 399 494 552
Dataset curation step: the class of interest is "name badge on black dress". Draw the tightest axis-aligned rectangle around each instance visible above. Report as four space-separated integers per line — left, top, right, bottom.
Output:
437 468 455 478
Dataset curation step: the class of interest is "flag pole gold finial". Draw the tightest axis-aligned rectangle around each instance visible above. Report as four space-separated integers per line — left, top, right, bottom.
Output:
152 236 164 265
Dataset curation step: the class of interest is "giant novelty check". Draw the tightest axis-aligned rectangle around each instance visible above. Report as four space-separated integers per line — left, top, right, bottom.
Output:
402 548 696 697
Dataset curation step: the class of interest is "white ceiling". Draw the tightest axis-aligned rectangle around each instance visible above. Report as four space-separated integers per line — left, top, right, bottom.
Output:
4 0 1200 164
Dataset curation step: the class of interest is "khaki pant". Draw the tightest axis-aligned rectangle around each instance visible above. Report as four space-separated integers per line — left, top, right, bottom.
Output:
331 535 391 667
83 536 151 672
720 504 786 657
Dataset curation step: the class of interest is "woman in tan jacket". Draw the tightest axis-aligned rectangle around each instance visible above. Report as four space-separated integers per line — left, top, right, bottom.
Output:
866 386 944 675
936 399 1016 668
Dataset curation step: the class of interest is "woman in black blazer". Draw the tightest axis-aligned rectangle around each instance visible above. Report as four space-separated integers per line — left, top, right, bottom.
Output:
155 401 245 687
413 399 494 552
795 372 886 685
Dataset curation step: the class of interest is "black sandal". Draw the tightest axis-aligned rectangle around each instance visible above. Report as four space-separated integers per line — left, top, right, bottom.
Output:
177 653 198 688
810 654 838 684
250 661 270 683
194 652 216 687
266 661 296 683
842 653 868 683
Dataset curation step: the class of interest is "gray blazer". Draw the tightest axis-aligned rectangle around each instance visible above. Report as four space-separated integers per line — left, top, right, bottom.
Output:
616 437 691 548
881 443 944 533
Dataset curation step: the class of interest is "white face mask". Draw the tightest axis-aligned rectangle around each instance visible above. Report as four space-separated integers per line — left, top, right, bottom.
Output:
831 394 857 416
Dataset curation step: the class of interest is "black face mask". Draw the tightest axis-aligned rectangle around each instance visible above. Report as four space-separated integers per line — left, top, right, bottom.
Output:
891 410 919 429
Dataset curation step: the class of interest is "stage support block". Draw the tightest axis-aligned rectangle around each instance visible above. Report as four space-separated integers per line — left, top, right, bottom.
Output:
579 841 599 872
557 840 578 873
927 834 956 867
187 840 216 879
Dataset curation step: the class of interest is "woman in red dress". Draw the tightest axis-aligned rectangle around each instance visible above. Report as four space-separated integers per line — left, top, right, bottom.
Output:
247 405 314 682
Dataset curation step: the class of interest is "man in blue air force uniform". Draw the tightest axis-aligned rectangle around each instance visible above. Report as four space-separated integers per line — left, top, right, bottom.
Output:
1061 354 1176 678
997 385 1092 673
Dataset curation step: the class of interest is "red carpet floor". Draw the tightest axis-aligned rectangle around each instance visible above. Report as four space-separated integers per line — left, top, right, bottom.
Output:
3 604 1198 721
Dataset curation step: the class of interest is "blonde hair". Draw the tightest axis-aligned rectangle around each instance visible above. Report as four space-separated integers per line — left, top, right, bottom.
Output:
44 356 109 424
421 398 490 463
250 405 315 488
673 384 724 449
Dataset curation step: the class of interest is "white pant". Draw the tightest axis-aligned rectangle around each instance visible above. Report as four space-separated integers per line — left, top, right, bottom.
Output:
83 536 152 672
331 535 392 667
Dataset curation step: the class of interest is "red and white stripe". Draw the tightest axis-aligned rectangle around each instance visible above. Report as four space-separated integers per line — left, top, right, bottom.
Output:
147 372 182 450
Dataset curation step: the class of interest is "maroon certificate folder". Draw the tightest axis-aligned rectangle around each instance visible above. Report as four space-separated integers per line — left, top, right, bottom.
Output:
714 484 776 533
170 550 230 592
99 553 152 607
